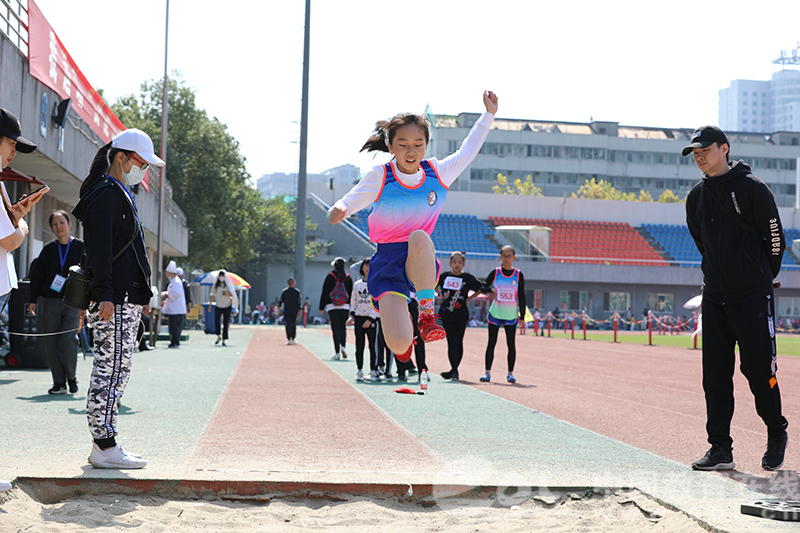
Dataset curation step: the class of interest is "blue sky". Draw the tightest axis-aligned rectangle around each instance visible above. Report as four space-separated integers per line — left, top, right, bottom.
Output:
33 0 800 182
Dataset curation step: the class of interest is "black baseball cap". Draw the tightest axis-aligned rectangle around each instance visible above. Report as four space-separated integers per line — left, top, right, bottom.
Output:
681 125 728 156
0 108 36 153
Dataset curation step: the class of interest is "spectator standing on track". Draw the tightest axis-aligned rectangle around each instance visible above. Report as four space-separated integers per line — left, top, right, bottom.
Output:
28 210 83 394
479 246 526 384
73 128 163 469
0 107 45 489
279 277 301 345
319 257 352 360
160 260 186 349
208 270 238 347
684 125 789 471
436 251 483 382
347 258 379 381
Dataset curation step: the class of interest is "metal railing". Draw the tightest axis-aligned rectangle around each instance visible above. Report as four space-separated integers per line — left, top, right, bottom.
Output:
308 192 372 247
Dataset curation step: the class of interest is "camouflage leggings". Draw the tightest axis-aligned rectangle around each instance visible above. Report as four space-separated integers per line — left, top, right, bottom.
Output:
86 303 142 441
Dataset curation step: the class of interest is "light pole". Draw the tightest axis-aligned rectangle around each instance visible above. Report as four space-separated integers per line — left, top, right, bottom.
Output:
294 0 310 293
157 0 170 291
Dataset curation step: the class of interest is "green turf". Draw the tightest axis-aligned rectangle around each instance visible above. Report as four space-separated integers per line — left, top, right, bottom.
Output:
535 330 800 357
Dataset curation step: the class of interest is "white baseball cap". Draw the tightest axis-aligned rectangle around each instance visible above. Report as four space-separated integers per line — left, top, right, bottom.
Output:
111 128 165 167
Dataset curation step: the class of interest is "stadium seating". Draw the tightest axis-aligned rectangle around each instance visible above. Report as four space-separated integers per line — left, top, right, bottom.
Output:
642 223 800 271
489 217 669 266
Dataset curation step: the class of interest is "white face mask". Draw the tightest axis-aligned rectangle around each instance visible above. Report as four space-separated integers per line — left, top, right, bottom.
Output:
122 157 148 185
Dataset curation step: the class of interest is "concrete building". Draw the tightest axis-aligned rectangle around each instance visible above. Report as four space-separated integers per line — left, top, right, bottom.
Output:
427 114 800 206
719 44 800 133
257 164 360 198
0 2 188 282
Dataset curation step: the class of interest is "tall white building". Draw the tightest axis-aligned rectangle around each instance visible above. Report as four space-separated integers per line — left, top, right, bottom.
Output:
718 79 771 133
719 45 800 133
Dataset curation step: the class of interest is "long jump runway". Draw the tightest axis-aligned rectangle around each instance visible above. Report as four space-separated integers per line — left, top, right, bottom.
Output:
191 325 799 531
4 324 799 531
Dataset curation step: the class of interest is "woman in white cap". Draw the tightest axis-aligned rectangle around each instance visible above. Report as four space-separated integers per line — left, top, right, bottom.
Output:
160 260 187 349
72 128 164 469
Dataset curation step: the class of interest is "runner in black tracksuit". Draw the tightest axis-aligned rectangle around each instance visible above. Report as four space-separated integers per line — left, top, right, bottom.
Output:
684 125 788 471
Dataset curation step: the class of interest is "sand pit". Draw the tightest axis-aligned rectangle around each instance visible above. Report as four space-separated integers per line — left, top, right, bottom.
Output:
0 486 707 532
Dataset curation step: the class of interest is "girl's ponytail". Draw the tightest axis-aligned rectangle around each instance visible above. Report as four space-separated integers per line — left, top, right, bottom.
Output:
80 142 114 197
360 120 390 153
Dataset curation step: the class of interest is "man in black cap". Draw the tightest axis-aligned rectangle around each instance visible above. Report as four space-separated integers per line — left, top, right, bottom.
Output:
0 108 37 157
0 107 38 493
684 125 789 471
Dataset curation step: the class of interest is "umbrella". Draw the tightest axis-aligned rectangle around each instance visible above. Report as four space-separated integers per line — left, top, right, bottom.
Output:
195 270 251 289
683 295 702 309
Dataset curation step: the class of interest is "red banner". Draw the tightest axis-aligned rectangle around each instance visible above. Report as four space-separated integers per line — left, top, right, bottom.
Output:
27 0 124 144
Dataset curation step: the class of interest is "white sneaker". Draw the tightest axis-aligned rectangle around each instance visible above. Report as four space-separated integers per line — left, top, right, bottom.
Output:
355 370 364 381
88 443 147 469
340 347 348 359
289 340 297 345
369 370 379 382
332 353 340 360
0 480 11 491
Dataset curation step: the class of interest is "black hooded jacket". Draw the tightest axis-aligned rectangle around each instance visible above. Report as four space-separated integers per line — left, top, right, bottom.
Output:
686 160 784 305
71 176 152 305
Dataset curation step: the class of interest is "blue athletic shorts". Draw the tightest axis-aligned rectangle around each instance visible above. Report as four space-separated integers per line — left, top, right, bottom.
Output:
487 310 519 327
367 242 441 311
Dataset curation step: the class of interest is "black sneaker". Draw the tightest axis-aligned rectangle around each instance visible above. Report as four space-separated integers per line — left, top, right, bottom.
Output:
48 384 67 395
451 370 459 382
397 372 407 381
440 370 453 380
67 379 78 394
691 446 735 470
762 432 788 471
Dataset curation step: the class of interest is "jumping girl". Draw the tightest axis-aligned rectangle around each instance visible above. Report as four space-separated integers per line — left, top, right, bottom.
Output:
480 245 526 384
436 251 483 381
327 91 498 362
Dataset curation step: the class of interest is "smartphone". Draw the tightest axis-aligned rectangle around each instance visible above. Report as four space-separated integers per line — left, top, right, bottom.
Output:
18 185 49 203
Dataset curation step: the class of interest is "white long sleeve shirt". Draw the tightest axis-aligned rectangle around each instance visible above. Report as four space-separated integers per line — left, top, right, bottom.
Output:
333 112 495 218
161 275 187 315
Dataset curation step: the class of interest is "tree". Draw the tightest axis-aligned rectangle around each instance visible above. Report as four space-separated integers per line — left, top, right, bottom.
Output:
111 73 326 274
658 189 682 203
492 173 543 196
242 196 329 279
571 177 627 200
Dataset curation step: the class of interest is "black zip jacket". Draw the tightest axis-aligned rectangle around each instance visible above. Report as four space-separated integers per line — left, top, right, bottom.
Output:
29 237 84 300
686 160 784 305
71 177 153 305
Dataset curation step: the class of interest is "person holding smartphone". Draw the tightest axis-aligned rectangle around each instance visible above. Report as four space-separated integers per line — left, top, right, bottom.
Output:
0 107 44 493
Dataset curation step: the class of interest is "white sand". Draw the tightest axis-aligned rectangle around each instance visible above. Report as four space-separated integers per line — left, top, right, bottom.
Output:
0 487 707 532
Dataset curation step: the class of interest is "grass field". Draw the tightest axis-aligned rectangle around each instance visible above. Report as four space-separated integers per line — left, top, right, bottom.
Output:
534 330 800 357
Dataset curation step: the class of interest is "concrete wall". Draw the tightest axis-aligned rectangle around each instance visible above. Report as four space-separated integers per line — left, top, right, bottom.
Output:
0 34 188 280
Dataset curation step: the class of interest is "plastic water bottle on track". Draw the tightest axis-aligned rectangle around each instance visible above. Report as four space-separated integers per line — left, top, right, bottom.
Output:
420 370 428 391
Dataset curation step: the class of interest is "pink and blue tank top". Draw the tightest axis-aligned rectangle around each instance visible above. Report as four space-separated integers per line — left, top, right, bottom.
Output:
368 160 448 244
